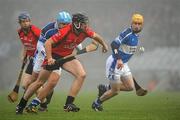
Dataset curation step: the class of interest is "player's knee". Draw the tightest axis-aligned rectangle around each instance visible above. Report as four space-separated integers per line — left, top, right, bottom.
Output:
113 90 119 95
48 81 58 88
36 79 45 87
111 87 120 94
78 72 86 80
22 81 31 90
22 84 28 90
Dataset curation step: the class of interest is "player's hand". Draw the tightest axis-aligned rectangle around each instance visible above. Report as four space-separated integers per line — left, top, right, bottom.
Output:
102 44 108 53
47 58 55 65
117 59 124 70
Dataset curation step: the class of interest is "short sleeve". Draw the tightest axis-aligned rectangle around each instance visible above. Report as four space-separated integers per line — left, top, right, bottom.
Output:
85 27 94 38
31 25 41 37
51 32 63 43
51 24 71 43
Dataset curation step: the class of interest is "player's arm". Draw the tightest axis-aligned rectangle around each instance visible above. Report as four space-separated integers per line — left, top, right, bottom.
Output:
91 33 108 53
77 40 99 54
31 25 41 38
111 39 124 69
111 40 120 59
86 40 99 52
44 38 55 65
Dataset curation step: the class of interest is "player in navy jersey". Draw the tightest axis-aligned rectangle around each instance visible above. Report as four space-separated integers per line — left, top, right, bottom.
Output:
92 13 144 111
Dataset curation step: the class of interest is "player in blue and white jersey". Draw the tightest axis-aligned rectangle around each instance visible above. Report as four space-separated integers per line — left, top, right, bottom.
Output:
92 13 144 111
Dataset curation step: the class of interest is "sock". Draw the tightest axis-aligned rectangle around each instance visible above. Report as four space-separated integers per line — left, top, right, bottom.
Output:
106 84 111 90
31 97 41 107
40 102 47 108
46 90 54 104
65 96 75 105
96 98 103 104
40 90 54 108
133 78 141 90
18 97 28 108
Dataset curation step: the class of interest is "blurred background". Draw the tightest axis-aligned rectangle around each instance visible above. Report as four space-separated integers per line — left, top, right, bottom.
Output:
0 0 180 92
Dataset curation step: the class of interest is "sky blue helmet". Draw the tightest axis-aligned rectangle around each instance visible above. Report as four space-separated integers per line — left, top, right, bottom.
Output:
56 11 72 24
18 12 31 22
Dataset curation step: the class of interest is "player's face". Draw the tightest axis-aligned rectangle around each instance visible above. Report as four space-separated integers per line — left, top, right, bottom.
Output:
19 19 31 29
80 22 88 31
131 22 143 33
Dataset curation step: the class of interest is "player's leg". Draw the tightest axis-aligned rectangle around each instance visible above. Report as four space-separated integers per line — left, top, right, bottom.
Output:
25 54 62 113
41 69 61 108
21 57 34 90
28 69 61 112
98 62 134 97
92 63 134 111
16 68 52 114
23 69 52 100
62 59 86 112
32 46 54 111
92 82 120 111
120 75 134 91
38 90 54 111
97 84 111 97
92 55 122 111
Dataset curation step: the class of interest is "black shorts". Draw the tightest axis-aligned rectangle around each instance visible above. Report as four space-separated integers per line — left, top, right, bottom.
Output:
25 57 33 75
44 53 76 71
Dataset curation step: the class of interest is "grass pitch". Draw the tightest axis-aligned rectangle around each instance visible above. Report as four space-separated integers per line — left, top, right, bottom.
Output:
0 91 180 120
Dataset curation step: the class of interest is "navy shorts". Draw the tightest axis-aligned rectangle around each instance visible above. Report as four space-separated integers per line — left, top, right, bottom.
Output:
25 57 33 75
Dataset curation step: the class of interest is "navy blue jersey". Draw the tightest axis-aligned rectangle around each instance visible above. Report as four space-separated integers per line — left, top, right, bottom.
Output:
39 22 58 43
111 27 139 63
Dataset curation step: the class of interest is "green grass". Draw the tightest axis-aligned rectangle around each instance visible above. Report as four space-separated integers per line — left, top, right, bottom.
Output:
0 91 180 120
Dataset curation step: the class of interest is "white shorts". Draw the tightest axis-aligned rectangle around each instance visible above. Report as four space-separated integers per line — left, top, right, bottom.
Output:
106 55 132 83
33 41 61 75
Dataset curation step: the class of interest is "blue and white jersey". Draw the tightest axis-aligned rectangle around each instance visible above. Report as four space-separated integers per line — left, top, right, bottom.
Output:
111 27 139 63
39 22 58 43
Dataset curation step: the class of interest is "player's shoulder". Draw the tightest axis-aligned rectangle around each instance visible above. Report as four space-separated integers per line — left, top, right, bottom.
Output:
85 27 94 33
42 22 55 30
17 28 22 35
121 27 132 35
120 27 132 38
59 24 72 35
41 22 56 35
31 24 40 31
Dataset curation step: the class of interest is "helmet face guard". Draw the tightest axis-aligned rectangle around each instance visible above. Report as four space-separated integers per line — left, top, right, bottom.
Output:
72 13 89 32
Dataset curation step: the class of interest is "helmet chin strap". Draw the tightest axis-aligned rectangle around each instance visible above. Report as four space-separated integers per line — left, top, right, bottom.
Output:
73 22 81 29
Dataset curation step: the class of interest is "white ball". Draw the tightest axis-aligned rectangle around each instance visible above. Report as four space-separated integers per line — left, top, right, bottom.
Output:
139 46 145 53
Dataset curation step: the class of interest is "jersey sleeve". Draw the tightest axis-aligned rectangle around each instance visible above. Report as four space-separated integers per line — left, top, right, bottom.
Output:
51 32 63 43
85 27 94 38
51 28 68 43
17 29 23 43
111 35 122 60
31 25 41 38
51 24 71 43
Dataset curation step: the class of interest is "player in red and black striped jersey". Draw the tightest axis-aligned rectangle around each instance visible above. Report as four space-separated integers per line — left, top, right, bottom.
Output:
17 12 40 90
